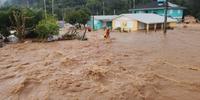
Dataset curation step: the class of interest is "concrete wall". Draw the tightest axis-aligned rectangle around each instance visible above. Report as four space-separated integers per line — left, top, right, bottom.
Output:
87 19 102 30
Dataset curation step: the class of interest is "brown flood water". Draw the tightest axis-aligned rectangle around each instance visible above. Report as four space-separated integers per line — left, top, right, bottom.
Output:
0 24 200 100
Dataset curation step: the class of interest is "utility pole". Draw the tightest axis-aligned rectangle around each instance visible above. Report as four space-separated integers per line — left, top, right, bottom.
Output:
93 15 95 30
103 2 105 15
92 6 95 31
163 0 168 34
44 0 47 19
62 8 65 21
133 0 136 9
114 9 116 15
52 0 54 15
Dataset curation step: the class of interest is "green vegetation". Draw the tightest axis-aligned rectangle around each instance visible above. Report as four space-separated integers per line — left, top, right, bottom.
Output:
3 0 200 20
65 8 91 26
0 7 44 40
2 0 200 20
0 8 12 37
0 6 91 41
35 16 59 39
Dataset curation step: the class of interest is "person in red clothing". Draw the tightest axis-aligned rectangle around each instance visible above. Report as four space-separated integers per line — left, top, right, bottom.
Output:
87 27 92 32
104 27 110 39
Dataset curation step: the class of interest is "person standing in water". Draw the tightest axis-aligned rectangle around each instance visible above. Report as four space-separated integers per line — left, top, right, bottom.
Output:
104 27 110 39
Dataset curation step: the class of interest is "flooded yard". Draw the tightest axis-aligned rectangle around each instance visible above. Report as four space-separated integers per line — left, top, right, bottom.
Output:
0 24 200 100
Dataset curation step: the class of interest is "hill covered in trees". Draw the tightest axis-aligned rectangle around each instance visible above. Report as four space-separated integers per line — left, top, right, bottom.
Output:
1 0 200 19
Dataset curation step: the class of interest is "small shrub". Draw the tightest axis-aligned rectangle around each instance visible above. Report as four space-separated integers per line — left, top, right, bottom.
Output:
35 16 59 39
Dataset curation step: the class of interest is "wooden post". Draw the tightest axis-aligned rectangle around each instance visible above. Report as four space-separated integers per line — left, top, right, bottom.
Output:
154 24 157 32
146 24 149 33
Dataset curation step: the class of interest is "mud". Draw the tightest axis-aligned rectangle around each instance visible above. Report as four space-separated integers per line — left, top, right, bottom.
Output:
0 24 200 100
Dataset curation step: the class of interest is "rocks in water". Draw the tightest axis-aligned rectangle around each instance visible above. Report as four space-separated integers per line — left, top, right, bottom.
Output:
7 35 19 43
47 35 59 42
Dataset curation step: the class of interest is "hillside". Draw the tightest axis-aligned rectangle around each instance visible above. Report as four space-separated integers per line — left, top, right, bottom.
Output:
1 0 200 19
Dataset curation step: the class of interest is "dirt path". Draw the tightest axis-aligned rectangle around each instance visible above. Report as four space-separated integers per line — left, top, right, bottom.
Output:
0 25 200 100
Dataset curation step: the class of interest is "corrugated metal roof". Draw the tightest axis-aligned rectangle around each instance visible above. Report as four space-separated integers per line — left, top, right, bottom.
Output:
118 13 177 24
93 15 118 21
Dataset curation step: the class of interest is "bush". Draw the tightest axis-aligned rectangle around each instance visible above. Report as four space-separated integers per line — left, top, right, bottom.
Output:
24 8 43 28
25 9 44 38
36 16 59 39
9 8 44 40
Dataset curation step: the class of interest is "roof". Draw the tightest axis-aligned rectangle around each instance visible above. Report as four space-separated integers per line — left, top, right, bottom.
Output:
115 13 177 24
93 15 118 21
130 1 185 11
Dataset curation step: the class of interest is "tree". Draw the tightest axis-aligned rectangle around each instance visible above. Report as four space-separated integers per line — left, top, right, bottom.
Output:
184 0 200 19
1 0 200 20
65 8 91 40
77 8 91 25
9 8 43 41
65 8 91 26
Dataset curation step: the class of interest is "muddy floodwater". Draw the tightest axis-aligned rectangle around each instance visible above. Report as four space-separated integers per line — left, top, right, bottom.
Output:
0 24 200 100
